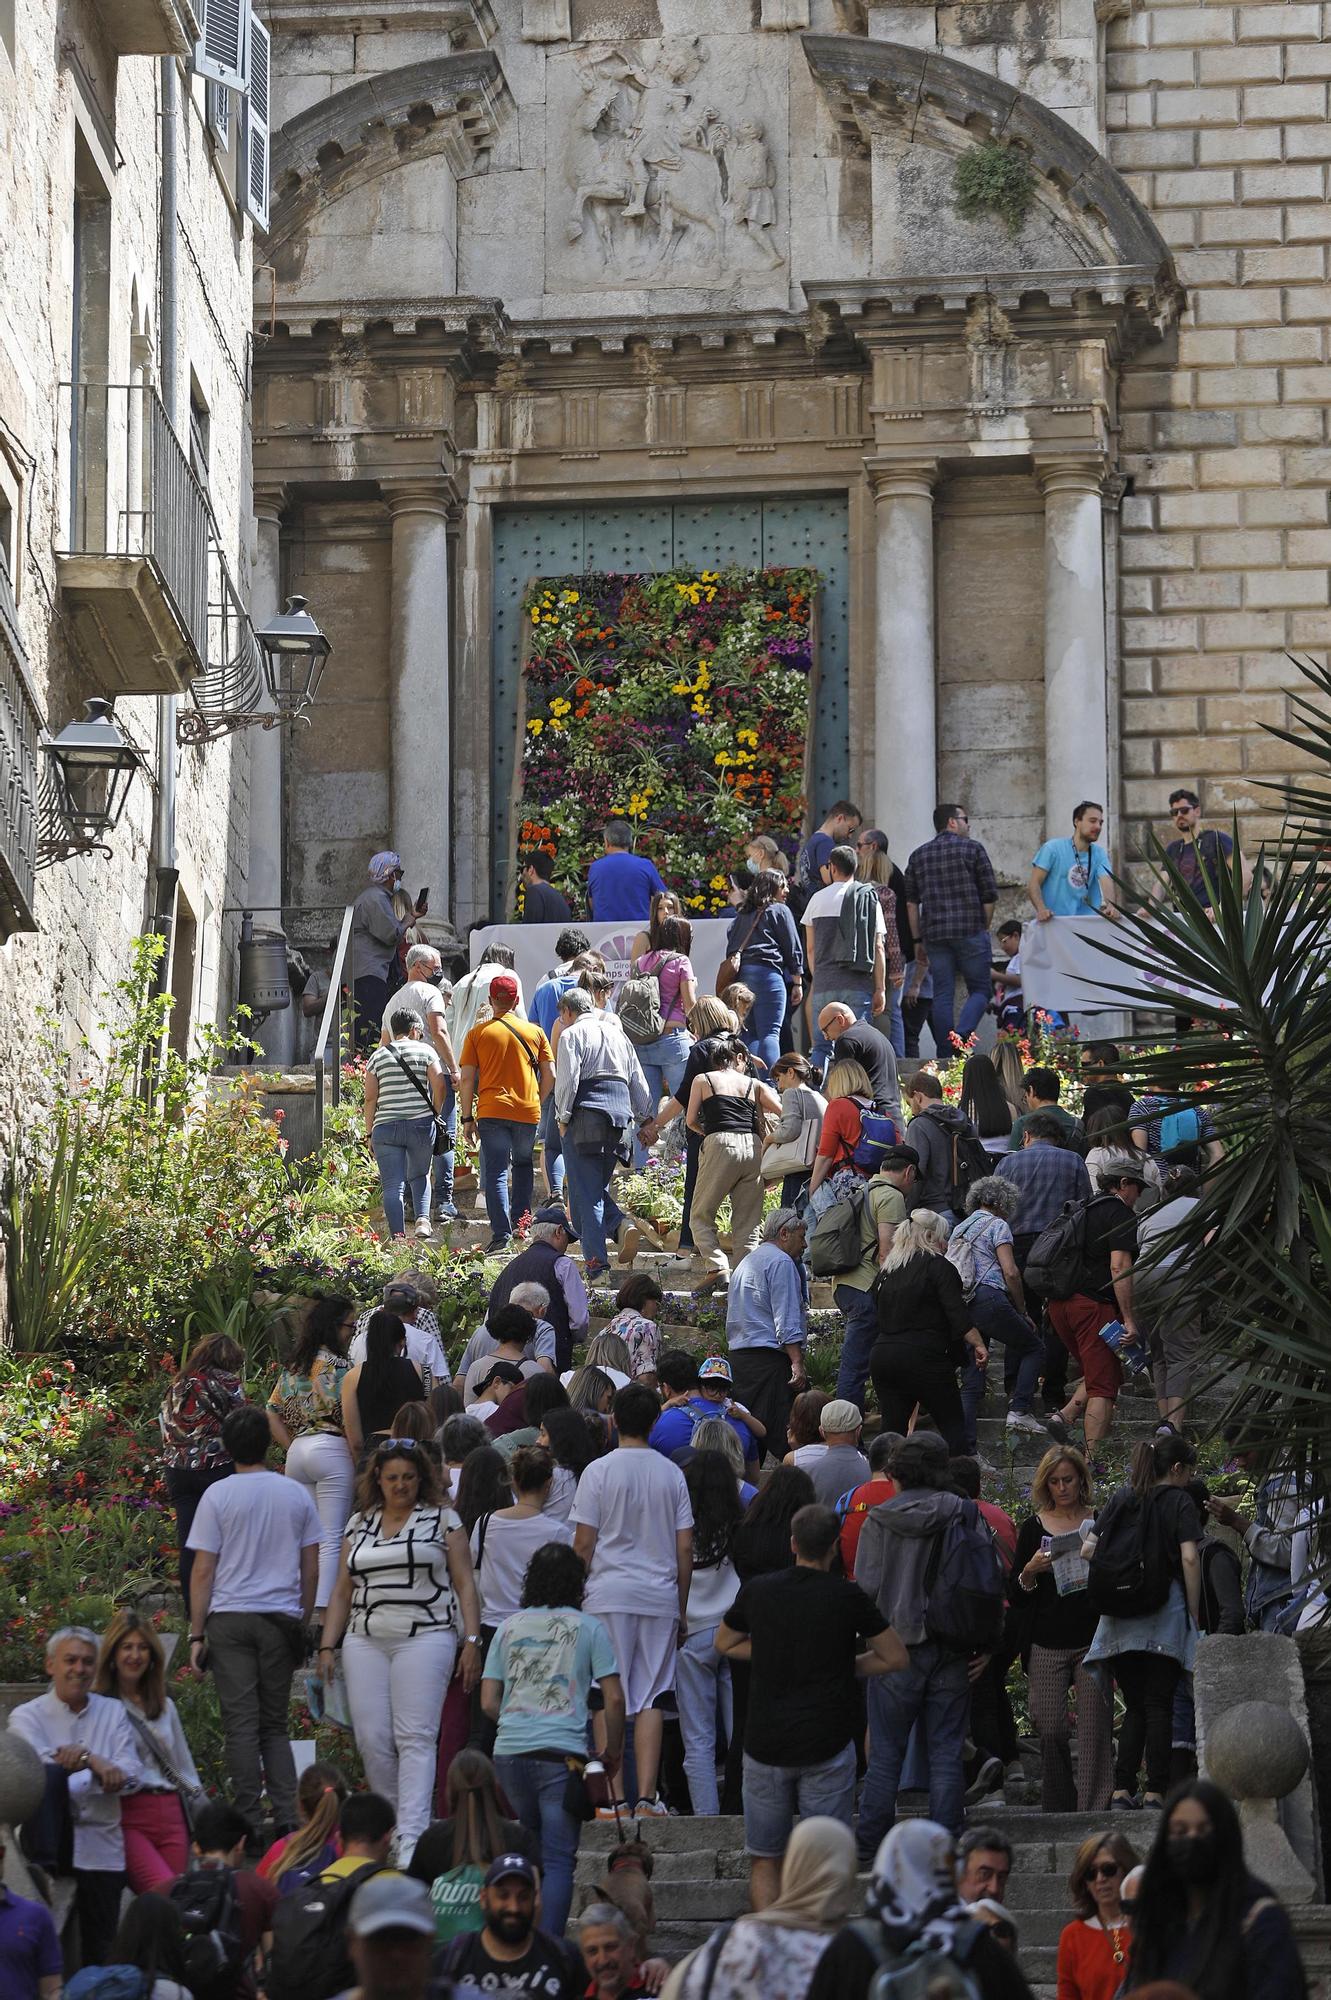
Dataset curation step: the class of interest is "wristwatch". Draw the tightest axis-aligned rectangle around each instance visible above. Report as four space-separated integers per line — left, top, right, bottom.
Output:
463 1632 482 1646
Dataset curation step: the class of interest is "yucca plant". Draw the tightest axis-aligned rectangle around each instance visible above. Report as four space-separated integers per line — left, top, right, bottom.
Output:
3 1110 107 1354
1078 656 1331 1492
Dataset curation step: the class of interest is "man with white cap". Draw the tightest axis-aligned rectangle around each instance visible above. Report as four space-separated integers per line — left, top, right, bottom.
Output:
808 1400 871 1510
335 1872 438 2000
438 1854 587 1997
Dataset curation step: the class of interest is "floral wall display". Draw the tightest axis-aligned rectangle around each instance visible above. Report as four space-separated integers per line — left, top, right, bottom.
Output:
514 566 820 916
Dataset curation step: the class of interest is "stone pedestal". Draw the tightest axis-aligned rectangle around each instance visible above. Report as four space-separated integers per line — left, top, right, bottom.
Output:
388 484 453 913
1037 457 1110 839
867 458 938 858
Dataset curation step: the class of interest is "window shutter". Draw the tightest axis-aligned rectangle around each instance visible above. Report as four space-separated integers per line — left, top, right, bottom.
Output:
244 11 271 232
207 76 231 146
193 0 247 90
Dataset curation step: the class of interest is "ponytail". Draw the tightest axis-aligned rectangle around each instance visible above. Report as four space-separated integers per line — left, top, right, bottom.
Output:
261 1761 348 1881
1130 1433 1196 1495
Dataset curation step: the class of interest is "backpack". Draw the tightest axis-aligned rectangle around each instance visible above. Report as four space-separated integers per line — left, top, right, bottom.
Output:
851 1917 985 2000
269 1861 384 2000
1086 1486 1174 1618
944 1212 985 1300
63 1975 148 2000
614 962 665 1045
168 1864 246 1999
923 1499 1007 1654
947 1126 994 1212
852 1107 904 1174
809 1182 868 1276
1023 1198 1093 1300
428 1861 487 1942
1158 1105 1202 1162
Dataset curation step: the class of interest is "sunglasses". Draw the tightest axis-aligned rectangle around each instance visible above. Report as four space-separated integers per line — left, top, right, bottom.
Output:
376 1438 421 1454
1087 1863 1122 1881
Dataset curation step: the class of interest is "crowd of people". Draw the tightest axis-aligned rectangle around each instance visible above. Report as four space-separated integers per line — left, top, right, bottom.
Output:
9 789 1313 2000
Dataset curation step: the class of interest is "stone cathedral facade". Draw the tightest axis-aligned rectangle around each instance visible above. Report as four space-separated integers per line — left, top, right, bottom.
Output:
252 0 1331 931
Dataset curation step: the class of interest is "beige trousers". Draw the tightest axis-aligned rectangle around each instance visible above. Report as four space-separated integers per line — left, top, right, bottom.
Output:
690 1131 764 1279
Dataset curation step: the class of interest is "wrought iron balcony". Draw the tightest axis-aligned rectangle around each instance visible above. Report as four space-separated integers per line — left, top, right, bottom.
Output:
178 536 269 745
57 381 209 697
0 547 40 940
98 0 201 56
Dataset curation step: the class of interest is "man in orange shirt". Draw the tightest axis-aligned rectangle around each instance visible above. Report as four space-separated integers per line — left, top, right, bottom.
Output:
459 973 555 1252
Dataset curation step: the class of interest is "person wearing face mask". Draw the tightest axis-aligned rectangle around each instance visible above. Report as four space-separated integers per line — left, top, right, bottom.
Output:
1123 1777 1306 1999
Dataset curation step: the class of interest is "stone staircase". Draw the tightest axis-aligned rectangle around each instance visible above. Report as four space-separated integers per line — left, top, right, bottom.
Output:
574 1800 1126 1997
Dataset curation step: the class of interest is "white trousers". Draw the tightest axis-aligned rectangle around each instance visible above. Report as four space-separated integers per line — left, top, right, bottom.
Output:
284 1431 357 1610
342 1627 458 1864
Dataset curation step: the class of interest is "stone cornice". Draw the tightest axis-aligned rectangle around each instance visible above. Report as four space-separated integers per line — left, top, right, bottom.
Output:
805 268 1175 354
259 295 508 346
260 0 495 42
802 33 1183 324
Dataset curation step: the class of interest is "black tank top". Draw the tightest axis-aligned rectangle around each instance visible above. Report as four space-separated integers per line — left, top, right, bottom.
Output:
699 1082 757 1136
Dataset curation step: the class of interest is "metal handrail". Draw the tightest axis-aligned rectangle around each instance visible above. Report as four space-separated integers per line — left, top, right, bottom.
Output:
313 902 356 1150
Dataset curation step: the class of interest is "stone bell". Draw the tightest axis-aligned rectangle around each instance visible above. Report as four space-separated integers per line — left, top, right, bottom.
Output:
237 909 292 1016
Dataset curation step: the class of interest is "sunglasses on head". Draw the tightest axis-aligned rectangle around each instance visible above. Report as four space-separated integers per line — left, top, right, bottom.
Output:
376 1438 420 1454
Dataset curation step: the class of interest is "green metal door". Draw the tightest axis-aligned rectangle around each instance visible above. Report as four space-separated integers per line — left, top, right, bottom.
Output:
490 496 849 910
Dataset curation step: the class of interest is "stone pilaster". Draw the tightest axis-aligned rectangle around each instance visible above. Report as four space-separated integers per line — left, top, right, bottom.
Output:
1037 456 1111 840
865 457 939 859
387 483 454 911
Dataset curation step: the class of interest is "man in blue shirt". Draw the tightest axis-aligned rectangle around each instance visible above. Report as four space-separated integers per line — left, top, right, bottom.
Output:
0 1837 61 1999
1028 801 1118 921
796 799 863 889
727 1208 809 1464
586 821 667 923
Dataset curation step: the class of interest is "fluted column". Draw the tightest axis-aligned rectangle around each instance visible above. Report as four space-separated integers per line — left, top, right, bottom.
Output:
866 457 939 857
247 487 285 914
388 483 452 910
1038 456 1110 836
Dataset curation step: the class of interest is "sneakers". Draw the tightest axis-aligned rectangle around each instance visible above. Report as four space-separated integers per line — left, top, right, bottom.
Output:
594 1803 625 1821
414 1217 433 1239
1110 1791 1142 1811
616 1219 641 1268
1005 1410 1048 1436
483 1238 510 1255
433 1202 458 1223
635 1797 669 1817
964 1755 1004 1804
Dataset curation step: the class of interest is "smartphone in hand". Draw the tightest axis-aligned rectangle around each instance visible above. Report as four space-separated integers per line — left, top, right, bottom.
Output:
416 885 430 914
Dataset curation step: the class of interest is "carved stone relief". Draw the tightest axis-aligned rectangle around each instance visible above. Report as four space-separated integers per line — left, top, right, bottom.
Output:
549 38 788 291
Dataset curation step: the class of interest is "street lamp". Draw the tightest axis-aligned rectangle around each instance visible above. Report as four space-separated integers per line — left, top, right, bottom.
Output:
254 594 332 714
38 697 144 863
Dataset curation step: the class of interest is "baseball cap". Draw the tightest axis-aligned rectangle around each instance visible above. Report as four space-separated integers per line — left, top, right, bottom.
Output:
382 1280 420 1308
820 1398 862 1435
484 1853 539 1889
532 1204 579 1239
698 1356 733 1384
348 1872 435 1939
878 1144 920 1172
489 972 520 1002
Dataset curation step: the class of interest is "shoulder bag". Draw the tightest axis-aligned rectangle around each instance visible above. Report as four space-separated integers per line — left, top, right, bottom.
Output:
384 1043 448 1156
717 910 764 995
124 1705 210 1828
497 1015 544 1088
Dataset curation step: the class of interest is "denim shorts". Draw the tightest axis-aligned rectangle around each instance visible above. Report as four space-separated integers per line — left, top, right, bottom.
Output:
741 1741 857 1856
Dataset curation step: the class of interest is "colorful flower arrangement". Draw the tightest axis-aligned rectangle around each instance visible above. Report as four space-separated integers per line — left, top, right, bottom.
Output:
514 567 819 916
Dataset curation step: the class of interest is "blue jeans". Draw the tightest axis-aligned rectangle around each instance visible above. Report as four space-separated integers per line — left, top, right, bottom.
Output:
834 1282 881 1411
808 981 874 1075
874 989 906 1059
632 1026 691 1166
371 1115 435 1236
493 1752 581 1936
562 1142 620 1271
540 1094 565 1201
962 1285 1043 1428
431 1079 457 1213
858 1641 970 1857
926 931 993 1050
740 966 788 1071
676 1625 732 1816
477 1117 538 1243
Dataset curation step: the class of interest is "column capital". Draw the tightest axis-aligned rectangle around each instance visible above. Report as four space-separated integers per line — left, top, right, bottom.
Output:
384 478 458 523
254 483 289 528
1034 453 1108 499
863 455 940 503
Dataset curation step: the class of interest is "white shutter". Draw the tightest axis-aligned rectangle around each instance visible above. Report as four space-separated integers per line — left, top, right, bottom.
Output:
244 11 271 232
207 77 231 146
193 0 247 91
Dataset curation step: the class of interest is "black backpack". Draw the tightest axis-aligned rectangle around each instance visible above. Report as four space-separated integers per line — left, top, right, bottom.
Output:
1087 1487 1174 1618
167 1865 246 2000
1023 1197 1096 1299
269 1861 384 2000
923 1500 1007 1655
947 1126 994 1212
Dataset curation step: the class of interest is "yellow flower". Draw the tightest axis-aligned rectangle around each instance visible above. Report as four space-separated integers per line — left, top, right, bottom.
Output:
714 751 734 769
549 717 566 732
550 697 572 716
686 895 706 910
530 609 541 625
693 698 710 716
696 665 711 686
701 570 719 583
527 718 544 734
709 874 727 891
561 589 580 603
737 727 758 748
671 681 690 695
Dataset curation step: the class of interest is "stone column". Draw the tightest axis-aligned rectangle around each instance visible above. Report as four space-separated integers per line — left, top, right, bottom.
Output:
248 488 285 915
1038 456 1110 835
866 457 939 857
388 483 452 912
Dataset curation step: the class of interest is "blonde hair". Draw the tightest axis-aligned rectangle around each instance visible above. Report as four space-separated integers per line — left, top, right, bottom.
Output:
990 1041 1027 1118
857 848 891 886
688 996 739 1039
261 1762 350 1883
882 1210 950 1270
719 983 754 1019
825 1059 873 1103
584 1330 631 1375
1030 1444 1094 1512
94 1611 168 1720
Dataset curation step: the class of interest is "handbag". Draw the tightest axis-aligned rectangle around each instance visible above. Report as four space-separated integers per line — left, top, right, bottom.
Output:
386 1043 449 1156
716 910 764 995
761 1088 821 1181
124 1706 210 1828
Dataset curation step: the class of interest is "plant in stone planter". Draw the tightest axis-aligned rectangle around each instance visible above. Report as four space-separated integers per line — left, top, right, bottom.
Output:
953 141 1036 238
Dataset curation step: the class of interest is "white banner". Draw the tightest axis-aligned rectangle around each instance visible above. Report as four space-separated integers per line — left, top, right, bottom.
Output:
469 917 736 1003
1018 914 1224 1014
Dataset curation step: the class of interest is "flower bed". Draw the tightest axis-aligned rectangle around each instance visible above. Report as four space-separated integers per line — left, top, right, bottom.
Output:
514 567 819 914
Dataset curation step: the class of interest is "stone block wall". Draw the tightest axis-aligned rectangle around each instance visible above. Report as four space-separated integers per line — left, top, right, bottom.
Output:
1109 0 1331 864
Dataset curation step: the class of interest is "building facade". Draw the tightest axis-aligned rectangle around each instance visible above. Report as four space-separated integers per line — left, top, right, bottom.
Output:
0 0 264 1108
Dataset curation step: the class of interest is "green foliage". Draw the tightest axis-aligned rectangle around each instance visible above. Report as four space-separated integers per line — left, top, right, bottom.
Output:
4 1110 107 1352
953 141 1037 238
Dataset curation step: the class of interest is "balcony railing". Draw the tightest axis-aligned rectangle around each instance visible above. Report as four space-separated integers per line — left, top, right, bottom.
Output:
0 548 40 940
58 381 209 695
179 530 268 744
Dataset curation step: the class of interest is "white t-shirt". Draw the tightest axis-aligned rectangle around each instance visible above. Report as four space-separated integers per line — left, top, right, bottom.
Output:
187 1469 321 1616
572 1447 692 1618
802 880 887 934
382 977 448 1042
349 1317 450 1390
560 1366 630 1392
464 1353 544 1403
471 1509 575 1625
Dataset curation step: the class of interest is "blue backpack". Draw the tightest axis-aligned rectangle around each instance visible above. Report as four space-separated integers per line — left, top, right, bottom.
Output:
1158 1106 1202 1160
852 1107 904 1173
63 1972 148 2000
923 1500 1007 1654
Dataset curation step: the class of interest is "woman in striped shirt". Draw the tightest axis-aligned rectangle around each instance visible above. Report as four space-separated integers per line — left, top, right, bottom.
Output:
364 1010 446 1239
